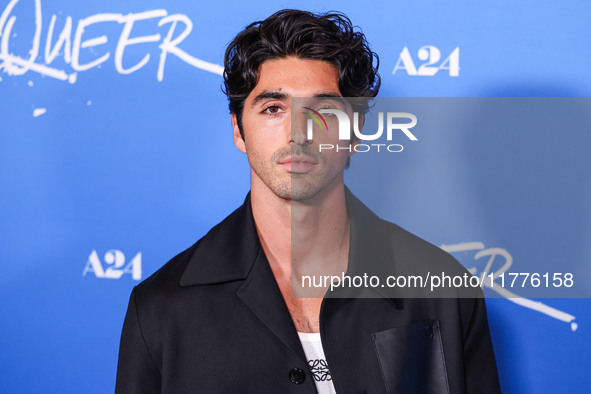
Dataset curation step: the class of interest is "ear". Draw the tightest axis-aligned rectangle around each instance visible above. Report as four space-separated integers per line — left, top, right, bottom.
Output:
349 113 364 158
231 113 246 153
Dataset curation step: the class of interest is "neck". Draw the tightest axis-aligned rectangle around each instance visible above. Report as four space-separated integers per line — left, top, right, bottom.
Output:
250 174 350 295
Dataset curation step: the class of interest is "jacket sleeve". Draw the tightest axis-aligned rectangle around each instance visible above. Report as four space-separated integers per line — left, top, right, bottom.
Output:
462 297 502 393
115 288 162 394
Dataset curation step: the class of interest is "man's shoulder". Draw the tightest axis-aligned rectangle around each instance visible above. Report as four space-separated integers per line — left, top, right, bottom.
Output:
347 189 465 275
133 196 254 300
375 217 484 301
383 219 458 263
133 239 200 299
381 218 470 276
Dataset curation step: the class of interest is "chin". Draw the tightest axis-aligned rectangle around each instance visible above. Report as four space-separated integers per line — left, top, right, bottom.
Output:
282 182 323 202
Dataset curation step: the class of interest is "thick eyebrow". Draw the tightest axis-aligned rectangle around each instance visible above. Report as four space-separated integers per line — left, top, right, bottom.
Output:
312 91 342 99
252 90 289 105
309 92 348 109
251 90 343 106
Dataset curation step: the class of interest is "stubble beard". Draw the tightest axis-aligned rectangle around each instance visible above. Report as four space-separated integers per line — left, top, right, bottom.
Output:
248 144 341 202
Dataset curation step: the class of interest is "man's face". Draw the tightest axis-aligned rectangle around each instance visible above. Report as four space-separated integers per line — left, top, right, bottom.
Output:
232 56 355 201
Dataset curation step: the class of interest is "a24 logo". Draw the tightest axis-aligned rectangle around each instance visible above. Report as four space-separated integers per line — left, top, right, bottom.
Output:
393 46 460 77
82 250 142 280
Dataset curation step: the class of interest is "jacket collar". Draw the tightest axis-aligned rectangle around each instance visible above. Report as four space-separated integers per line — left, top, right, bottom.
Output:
179 188 400 363
179 193 259 286
341 188 402 306
179 188 400 308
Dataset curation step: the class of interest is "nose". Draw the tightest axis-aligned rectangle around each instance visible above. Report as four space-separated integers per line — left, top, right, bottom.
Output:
290 109 312 145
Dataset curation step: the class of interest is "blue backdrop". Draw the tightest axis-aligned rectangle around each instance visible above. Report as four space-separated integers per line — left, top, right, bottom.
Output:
1 0 589 393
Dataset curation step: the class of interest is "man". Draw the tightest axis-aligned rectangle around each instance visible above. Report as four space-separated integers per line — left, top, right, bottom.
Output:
116 9 501 393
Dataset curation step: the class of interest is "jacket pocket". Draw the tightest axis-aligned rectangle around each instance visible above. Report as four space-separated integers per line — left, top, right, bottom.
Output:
372 320 450 394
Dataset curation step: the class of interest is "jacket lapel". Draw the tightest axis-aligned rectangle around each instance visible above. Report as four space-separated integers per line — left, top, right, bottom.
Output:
179 193 307 363
236 248 308 363
179 194 259 285
336 188 402 305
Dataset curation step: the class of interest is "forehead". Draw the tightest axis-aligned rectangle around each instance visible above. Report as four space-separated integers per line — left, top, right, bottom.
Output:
246 57 341 102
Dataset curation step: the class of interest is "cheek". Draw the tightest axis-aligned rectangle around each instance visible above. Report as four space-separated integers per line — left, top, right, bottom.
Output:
243 137 262 159
244 116 287 143
243 135 275 165
317 119 347 144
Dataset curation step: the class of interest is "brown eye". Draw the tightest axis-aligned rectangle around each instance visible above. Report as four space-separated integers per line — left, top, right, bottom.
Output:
263 105 285 115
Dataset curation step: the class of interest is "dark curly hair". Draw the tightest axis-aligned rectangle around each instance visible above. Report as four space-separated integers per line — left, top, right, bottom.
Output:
222 9 381 135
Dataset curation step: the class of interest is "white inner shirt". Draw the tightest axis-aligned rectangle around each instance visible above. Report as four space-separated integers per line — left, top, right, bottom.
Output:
297 332 337 394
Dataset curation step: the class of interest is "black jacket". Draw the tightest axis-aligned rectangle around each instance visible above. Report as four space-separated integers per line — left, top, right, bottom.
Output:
116 190 501 393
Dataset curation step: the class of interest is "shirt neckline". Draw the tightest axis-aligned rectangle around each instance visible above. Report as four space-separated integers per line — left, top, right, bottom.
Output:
297 331 322 341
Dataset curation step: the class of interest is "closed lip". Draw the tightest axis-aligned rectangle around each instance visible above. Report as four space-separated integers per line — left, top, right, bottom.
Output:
277 156 318 165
